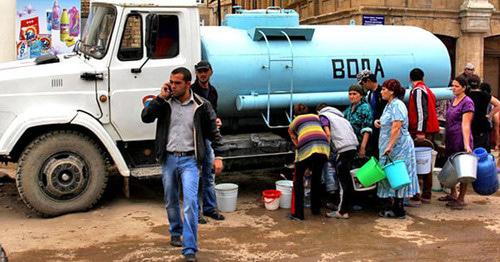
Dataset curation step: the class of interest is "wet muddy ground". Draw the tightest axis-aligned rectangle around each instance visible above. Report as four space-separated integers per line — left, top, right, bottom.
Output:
1 165 500 261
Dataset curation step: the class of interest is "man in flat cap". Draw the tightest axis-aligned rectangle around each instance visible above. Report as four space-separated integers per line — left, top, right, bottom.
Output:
191 61 225 224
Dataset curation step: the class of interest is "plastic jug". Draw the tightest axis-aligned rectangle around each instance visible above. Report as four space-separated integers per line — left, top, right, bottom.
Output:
60 9 69 41
472 147 499 195
52 0 60 30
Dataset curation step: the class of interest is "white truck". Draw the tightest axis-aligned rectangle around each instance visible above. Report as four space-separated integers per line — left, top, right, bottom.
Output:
0 0 452 217
0 0 213 216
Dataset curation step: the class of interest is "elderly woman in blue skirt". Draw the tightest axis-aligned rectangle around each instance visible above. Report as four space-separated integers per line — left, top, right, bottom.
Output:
374 79 419 219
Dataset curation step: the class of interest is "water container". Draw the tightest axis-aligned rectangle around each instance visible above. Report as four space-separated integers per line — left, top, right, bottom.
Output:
355 157 386 187
432 167 442 192
215 183 238 212
472 148 499 195
262 189 281 211
415 147 433 174
275 180 293 208
200 9 452 118
383 157 411 190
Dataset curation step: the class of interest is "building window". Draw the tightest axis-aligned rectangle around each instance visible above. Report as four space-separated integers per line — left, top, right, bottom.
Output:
118 14 143 61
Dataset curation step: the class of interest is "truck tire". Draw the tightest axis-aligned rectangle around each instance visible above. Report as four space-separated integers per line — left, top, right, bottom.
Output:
0 244 6 262
16 131 108 217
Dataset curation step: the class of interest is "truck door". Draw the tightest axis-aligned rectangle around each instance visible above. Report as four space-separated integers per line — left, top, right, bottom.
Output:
108 10 189 141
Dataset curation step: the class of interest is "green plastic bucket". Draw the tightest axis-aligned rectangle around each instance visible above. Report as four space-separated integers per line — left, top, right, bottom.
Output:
355 157 386 187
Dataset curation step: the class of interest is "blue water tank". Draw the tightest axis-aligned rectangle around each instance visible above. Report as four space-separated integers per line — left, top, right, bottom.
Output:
200 9 451 118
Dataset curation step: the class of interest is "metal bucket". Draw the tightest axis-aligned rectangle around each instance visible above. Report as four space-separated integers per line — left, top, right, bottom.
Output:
438 157 458 188
451 153 477 184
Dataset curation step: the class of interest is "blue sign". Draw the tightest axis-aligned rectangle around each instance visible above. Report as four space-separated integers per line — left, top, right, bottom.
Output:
362 15 384 26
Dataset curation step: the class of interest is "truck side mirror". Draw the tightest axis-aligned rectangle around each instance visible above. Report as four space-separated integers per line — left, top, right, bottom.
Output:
145 14 159 57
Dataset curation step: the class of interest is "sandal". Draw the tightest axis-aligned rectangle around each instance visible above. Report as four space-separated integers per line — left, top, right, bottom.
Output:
447 200 465 210
405 200 421 208
378 210 406 219
438 195 456 202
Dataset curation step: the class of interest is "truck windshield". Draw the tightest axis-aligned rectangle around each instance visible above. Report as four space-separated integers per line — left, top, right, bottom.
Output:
80 5 116 59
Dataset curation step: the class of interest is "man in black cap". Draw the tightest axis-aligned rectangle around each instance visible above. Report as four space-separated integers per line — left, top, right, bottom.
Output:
357 69 387 158
191 61 225 223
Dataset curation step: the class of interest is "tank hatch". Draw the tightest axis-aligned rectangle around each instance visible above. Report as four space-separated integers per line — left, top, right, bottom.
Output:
223 8 299 30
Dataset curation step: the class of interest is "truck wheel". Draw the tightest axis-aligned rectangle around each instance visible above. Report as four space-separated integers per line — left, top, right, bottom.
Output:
0 244 6 262
16 131 108 217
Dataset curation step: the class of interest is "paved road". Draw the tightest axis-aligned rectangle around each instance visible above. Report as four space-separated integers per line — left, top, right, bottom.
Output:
1 166 500 261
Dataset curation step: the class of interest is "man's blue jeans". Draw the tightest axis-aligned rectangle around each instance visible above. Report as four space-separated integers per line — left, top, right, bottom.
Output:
162 154 199 255
200 139 218 214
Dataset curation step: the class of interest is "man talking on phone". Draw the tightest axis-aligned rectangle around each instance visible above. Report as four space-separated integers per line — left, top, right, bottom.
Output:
141 67 224 262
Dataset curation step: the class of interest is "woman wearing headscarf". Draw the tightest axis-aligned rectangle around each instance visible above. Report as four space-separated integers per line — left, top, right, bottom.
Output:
374 79 419 218
438 75 474 210
288 104 330 220
343 84 374 160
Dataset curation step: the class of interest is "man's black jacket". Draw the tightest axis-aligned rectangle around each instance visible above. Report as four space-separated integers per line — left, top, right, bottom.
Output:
191 80 218 112
141 92 223 164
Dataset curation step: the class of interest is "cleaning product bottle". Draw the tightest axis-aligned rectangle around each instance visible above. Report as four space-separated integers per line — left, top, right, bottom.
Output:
69 7 80 37
60 9 69 41
52 0 60 30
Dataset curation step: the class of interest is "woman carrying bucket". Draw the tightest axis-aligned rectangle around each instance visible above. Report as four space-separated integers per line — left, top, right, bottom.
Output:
438 75 474 210
288 104 330 220
374 79 419 219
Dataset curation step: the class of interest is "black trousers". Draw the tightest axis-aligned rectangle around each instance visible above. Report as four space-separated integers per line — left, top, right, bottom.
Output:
291 153 327 220
370 128 381 159
336 149 357 214
473 131 491 153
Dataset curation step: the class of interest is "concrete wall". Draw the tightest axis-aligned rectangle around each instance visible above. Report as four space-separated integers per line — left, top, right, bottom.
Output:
0 0 16 62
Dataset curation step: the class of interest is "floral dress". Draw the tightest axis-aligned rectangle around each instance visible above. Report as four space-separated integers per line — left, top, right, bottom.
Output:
343 100 373 144
377 98 420 198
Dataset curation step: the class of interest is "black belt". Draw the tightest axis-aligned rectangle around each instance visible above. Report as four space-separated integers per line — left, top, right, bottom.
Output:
167 151 195 157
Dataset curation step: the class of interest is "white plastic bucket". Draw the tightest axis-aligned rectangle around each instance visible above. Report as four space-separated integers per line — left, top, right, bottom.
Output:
415 147 433 174
215 183 238 213
275 180 293 209
431 150 438 170
264 197 280 210
432 167 442 192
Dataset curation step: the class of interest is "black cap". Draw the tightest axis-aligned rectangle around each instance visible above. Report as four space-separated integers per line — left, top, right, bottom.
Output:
195 60 211 71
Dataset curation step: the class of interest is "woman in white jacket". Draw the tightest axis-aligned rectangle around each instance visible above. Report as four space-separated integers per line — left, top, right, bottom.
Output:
317 104 359 219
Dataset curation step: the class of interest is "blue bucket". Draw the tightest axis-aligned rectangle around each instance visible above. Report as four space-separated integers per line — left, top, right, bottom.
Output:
383 156 411 190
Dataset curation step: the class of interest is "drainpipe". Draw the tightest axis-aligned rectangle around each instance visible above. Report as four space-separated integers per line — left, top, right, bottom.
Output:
217 0 221 26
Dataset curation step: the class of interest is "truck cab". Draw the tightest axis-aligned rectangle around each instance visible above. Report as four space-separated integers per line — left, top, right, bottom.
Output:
0 0 204 216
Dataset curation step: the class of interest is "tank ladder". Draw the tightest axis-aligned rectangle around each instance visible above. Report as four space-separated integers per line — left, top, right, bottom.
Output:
258 29 294 129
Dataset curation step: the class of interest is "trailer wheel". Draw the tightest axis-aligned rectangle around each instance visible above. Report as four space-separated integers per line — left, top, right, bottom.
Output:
0 244 7 262
16 131 108 217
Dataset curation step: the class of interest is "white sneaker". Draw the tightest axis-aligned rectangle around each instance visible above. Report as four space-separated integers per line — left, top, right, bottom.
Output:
326 211 349 219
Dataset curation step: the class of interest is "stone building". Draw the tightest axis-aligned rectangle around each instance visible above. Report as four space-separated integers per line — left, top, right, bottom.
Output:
209 0 500 96
1 0 498 95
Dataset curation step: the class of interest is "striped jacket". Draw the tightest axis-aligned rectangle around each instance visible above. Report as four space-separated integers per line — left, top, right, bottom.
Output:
288 114 330 162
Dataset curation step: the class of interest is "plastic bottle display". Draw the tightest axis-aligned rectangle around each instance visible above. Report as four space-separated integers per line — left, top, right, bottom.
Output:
46 10 52 31
472 147 499 195
69 7 80 37
51 0 60 30
60 9 69 41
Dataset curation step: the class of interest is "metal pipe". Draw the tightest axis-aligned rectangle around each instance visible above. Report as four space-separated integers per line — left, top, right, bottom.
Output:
236 88 452 111
217 0 221 26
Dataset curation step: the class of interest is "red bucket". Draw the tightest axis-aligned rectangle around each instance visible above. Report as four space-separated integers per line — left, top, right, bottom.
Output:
262 190 281 210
